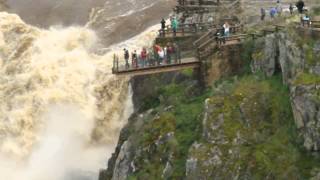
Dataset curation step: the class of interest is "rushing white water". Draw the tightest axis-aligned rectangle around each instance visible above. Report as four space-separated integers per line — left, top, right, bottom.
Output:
0 11 158 180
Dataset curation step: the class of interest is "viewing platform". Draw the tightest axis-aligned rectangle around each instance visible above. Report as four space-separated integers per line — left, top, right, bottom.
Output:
112 32 249 77
112 57 199 76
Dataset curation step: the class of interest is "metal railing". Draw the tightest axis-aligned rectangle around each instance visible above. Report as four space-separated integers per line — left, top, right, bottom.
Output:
112 50 183 73
196 25 285 60
178 0 219 6
158 22 216 37
194 25 243 47
300 19 320 28
197 34 250 60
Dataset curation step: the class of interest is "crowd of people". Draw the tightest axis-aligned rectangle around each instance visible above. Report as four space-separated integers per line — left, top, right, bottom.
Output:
114 43 182 71
260 0 306 21
114 0 315 73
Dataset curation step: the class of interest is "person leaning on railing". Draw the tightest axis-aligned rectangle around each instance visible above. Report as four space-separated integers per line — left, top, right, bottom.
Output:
301 14 311 27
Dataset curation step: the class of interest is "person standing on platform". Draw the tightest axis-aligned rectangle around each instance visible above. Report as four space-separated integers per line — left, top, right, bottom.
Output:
161 18 166 37
296 0 305 14
172 17 178 37
124 48 129 69
223 22 230 37
261 8 266 21
173 43 181 64
132 50 138 68
289 4 294 15
140 48 147 67
270 7 277 18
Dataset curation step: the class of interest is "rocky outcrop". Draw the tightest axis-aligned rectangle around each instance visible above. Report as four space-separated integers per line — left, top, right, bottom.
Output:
251 32 306 84
99 72 202 180
251 34 278 77
251 30 320 151
205 43 245 85
186 76 304 179
291 85 320 150
111 140 133 180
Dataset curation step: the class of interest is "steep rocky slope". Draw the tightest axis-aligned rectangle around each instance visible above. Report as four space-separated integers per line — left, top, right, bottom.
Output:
100 7 320 180
251 26 320 151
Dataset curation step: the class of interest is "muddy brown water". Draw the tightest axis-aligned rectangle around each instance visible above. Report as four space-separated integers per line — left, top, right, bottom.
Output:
5 0 105 27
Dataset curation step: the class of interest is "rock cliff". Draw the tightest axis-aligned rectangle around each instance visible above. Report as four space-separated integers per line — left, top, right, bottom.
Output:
251 29 320 151
100 10 320 180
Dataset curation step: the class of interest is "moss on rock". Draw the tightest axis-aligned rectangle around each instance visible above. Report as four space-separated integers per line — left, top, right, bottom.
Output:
295 72 320 85
187 75 320 179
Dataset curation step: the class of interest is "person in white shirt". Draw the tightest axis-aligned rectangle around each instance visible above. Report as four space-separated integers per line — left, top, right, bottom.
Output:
223 22 230 37
158 48 165 65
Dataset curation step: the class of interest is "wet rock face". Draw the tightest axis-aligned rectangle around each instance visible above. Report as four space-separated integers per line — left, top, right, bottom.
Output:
111 140 132 180
251 31 320 151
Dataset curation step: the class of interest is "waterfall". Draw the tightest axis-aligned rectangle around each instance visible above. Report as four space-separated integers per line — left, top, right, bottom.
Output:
0 11 158 179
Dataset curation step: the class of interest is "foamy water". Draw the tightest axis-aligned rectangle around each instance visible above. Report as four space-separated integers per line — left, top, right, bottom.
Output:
0 11 158 180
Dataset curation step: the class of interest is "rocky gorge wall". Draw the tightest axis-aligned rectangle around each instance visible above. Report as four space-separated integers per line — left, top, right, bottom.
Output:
99 27 320 180
99 71 204 180
251 30 320 151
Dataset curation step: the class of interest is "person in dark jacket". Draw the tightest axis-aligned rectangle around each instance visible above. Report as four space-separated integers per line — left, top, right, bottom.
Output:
161 18 166 37
124 48 129 69
296 0 305 14
289 4 294 15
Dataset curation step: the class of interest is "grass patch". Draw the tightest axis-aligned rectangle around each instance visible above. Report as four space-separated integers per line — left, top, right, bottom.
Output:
180 68 193 77
295 72 320 85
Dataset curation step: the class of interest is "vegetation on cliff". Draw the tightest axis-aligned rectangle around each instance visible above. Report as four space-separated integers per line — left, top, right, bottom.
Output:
188 74 320 179
117 72 320 179
103 6 320 179
127 76 209 179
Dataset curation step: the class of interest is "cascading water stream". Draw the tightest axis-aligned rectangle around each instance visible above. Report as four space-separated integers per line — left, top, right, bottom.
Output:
0 10 159 179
